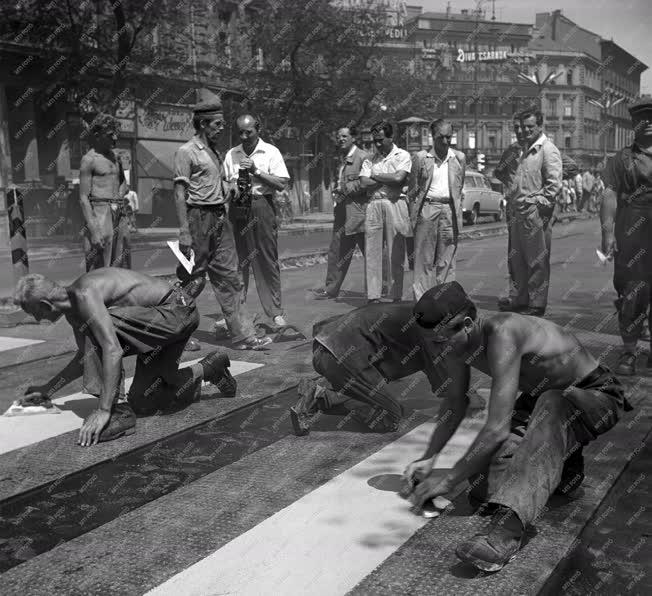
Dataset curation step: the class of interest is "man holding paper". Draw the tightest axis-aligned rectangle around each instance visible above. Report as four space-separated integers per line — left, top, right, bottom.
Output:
600 98 652 375
173 100 271 350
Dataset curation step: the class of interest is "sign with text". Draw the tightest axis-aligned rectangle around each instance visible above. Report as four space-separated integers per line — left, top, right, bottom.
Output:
456 49 508 63
137 105 194 141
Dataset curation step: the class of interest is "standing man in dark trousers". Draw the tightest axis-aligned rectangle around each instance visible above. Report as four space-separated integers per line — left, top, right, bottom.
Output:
497 108 562 316
174 101 271 351
600 99 652 375
312 126 369 300
79 113 130 271
224 115 292 329
495 115 525 311
408 119 465 300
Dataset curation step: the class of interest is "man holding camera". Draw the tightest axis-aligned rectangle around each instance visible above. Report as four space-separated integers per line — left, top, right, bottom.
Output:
173 100 270 350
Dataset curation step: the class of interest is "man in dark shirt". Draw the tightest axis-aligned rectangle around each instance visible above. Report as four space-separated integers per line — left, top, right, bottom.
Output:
600 98 652 375
289 303 448 435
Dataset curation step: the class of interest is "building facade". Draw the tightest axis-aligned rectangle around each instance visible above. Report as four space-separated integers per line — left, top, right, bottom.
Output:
528 10 647 168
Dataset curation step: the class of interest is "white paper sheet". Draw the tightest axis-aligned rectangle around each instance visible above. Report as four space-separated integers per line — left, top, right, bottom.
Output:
167 240 195 274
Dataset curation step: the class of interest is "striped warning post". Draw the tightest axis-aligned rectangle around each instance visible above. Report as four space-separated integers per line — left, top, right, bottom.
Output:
7 187 29 280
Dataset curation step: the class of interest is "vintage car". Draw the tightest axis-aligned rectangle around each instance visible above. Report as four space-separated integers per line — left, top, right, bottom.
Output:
461 170 506 225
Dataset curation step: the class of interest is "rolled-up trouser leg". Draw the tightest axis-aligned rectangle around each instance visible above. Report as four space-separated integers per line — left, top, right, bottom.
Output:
489 385 621 526
313 343 403 422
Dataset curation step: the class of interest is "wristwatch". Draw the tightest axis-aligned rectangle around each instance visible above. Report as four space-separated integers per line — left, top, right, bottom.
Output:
252 166 260 176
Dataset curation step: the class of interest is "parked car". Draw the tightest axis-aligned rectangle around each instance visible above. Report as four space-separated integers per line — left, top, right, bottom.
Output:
461 170 506 225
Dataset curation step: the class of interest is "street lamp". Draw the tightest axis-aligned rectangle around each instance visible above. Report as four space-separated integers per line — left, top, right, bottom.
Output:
588 89 625 167
517 70 563 111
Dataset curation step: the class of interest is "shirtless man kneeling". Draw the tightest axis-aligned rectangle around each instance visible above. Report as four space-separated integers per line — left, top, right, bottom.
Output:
13 270 236 447
403 281 629 572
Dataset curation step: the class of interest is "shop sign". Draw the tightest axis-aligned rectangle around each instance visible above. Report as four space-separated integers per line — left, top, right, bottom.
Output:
385 26 406 39
137 105 194 140
456 49 508 63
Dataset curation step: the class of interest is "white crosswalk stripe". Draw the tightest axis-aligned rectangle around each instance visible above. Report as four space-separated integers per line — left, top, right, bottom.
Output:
0 336 44 353
0 359 264 455
146 413 485 596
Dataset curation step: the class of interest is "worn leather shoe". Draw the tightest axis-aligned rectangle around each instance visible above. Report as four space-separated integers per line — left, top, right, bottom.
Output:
184 337 201 352
616 352 636 376
98 403 137 443
200 352 236 397
311 288 336 300
456 507 525 572
521 307 546 317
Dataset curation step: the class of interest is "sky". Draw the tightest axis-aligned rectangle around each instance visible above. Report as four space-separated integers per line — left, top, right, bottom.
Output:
419 0 652 94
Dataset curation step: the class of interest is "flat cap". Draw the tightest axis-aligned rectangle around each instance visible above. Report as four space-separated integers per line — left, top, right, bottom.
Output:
413 281 474 329
628 97 652 118
193 98 223 115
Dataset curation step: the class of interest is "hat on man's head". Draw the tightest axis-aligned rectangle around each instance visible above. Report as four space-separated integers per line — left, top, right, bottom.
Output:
628 97 652 119
193 98 223 117
413 281 475 329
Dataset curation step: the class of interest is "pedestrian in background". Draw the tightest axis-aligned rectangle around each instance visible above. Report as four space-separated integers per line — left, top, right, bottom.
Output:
224 114 292 330
79 113 130 271
312 125 369 300
360 120 412 304
174 100 271 351
590 170 604 213
573 170 583 211
581 168 595 213
408 119 465 300
498 108 562 316
124 185 139 233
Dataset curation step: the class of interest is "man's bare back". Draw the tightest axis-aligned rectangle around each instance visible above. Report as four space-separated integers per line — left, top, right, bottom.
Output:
66 268 174 325
467 313 598 395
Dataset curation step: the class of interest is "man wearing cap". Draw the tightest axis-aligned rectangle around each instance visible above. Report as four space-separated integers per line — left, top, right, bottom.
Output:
496 108 562 317
408 119 465 299
288 301 463 435
174 101 271 350
360 120 412 304
600 98 652 375
79 113 130 271
403 281 628 572
224 114 291 330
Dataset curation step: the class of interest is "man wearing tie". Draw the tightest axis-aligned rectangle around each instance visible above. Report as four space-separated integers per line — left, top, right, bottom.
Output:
313 126 369 300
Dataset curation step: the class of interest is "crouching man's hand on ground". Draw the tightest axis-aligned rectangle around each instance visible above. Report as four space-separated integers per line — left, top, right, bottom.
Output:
400 457 435 499
79 409 111 447
408 470 453 515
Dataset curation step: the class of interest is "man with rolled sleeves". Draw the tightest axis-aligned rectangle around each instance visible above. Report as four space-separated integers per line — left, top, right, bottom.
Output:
174 101 271 351
360 120 412 304
498 108 562 317
312 125 369 300
408 119 466 300
600 98 652 375
224 115 291 329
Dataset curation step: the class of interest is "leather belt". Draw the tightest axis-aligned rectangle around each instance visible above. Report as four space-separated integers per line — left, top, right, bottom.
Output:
423 197 450 204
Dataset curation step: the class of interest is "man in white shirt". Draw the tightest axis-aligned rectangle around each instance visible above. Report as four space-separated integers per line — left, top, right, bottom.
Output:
407 119 466 300
360 120 412 303
224 115 291 329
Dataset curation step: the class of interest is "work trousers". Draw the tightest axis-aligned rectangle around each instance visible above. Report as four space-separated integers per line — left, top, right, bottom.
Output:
82 291 201 415
614 203 652 346
412 202 456 300
365 198 409 301
232 195 284 319
312 341 404 423
469 365 625 526
82 201 131 271
324 202 365 297
508 204 552 309
179 204 255 343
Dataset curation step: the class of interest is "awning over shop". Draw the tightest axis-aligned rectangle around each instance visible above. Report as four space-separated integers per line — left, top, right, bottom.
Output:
136 139 179 179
